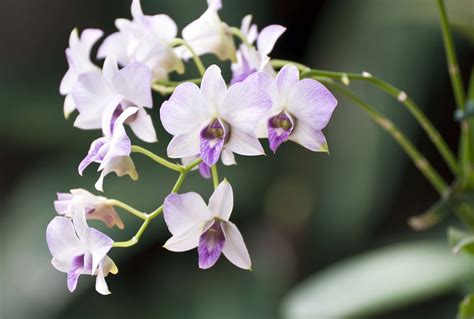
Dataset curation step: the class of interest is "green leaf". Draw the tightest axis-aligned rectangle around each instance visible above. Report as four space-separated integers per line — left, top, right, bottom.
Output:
459 294 474 319
449 227 474 255
281 241 474 319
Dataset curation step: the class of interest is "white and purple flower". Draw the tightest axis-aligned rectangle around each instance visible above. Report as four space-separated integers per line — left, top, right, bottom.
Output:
160 64 271 167
258 64 338 153
79 107 139 192
231 15 285 84
46 210 118 295
71 55 156 142
54 189 124 229
177 0 236 62
60 28 103 119
98 0 184 81
163 180 251 270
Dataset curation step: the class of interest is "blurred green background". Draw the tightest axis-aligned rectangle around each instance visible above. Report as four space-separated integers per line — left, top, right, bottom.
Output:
0 0 473 318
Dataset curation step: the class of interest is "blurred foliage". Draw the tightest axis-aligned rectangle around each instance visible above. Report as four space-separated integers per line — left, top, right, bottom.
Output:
0 0 473 318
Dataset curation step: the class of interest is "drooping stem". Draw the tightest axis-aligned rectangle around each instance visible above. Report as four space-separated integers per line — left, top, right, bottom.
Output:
211 165 219 189
131 145 182 172
106 199 148 220
228 26 251 47
436 0 465 111
320 78 450 197
172 38 206 76
152 78 202 95
271 59 460 177
112 158 204 248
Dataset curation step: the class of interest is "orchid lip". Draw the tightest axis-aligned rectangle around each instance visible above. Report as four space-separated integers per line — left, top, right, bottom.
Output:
267 111 295 153
199 118 230 166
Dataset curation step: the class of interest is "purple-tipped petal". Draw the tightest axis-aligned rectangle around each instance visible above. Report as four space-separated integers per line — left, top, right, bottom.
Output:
287 78 337 131
198 162 212 179
199 118 228 166
46 217 84 262
78 138 108 176
198 221 225 269
267 111 295 153
67 255 84 292
163 192 212 236
275 64 299 97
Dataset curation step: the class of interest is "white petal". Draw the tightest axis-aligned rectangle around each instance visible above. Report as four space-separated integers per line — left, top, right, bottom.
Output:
95 265 111 295
95 156 138 192
160 82 209 135
46 217 84 263
201 65 227 111
167 130 201 159
163 225 204 252
275 64 299 98
83 227 113 272
148 14 178 42
72 209 89 240
220 74 272 133
256 25 286 57
226 128 265 156
112 63 153 108
163 192 213 236
208 180 233 221
287 78 337 131
128 107 157 143
222 221 251 270
131 0 143 19
102 55 120 86
221 148 236 166
289 123 329 152
63 94 76 119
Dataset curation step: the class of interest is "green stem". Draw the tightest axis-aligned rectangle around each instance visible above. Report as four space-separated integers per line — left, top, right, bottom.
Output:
112 159 204 248
106 199 148 220
321 78 450 197
172 38 206 76
131 145 182 172
152 78 202 95
228 26 251 47
211 165 219 189
436 0 465 111
271 59 460 177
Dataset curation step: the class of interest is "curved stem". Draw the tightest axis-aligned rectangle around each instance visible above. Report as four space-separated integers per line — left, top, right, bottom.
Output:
271 59 460 177
172 38 206 76
436 0 465 111
131 145 182 172
211 165 219 189
152 78 202 95
106 199 147 220
228 26 251 47
321 78 450 197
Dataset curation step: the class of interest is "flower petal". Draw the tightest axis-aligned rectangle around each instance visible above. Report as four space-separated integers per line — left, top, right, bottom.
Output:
163 192 212 236
221 221 251 270
275 64 299 98
221 148 236 166
111 62 153 108
167 130 201 159
225 128 265 156
127 107 158 143
95 264 111 295
256 25 286 57
95 156 138 192
287 78 337 130
163 224 204 252
198 162 212 179
208 180 233 221
83 227 113 273
67 254 85 292
160 82 209 135
201 65 227 110
289 124 329 152
220 73 272 132
198 221 225 269
78 137 108 175
46 217 84 263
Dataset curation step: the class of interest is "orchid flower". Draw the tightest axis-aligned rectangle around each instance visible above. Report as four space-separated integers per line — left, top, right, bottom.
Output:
71 55 157 143
231 15 286 84
46 210 118 295
60 28 103 119
163 180 251 270
257 64 338 153
177 0 236 62
160 64 271 167
98 0 184 81
79 107 139 192
54 189 124 229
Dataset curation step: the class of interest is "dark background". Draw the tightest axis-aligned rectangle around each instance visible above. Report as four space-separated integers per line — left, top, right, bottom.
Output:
0 0 473 318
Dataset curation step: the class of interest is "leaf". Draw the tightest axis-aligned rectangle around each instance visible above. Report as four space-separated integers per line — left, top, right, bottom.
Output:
448 227 474 255
281 241 474 319
459 294 474 319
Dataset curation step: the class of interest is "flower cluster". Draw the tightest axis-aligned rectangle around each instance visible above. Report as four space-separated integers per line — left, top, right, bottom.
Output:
47 0 337 295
